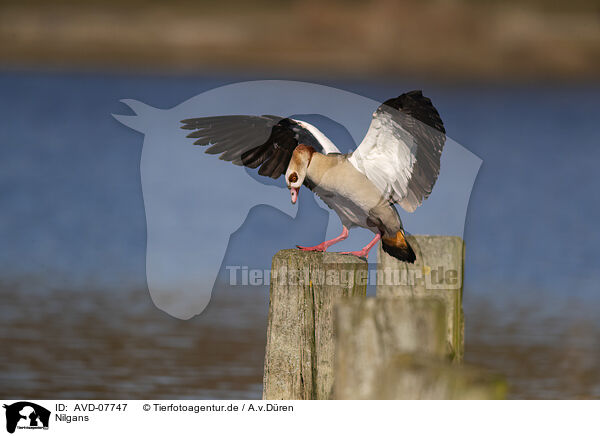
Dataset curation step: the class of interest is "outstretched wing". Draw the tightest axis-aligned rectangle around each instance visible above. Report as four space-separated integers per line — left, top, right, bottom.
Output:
348 90 446 212
181 116 340 179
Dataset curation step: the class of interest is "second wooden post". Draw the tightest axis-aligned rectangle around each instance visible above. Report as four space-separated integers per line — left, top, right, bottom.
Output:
377 235 465 361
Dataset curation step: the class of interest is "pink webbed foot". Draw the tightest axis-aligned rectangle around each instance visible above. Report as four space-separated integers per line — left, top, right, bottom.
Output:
340 233 382 259
296 226 350 253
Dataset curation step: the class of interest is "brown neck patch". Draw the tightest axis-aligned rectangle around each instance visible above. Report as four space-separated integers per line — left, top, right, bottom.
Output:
292 144 316 168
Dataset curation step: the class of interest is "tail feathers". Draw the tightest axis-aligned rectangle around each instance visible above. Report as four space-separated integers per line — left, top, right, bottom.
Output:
382 230 416 263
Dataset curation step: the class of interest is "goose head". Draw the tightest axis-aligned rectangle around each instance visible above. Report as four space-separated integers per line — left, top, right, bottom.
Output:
285 144 315 204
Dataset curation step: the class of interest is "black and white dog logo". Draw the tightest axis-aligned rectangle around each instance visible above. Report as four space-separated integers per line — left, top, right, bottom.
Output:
3 402 50 434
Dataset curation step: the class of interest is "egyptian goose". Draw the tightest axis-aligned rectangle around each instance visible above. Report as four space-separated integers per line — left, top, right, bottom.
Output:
181 90 446 263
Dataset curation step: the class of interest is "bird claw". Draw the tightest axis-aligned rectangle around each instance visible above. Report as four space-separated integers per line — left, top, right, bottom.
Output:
296 244 326 252
340 250 369 259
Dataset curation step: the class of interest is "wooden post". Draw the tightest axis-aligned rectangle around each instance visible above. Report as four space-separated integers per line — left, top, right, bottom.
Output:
263 249 367 400
333 297 447 399
334 297 506 400
377 235 465 361
337 352 506 400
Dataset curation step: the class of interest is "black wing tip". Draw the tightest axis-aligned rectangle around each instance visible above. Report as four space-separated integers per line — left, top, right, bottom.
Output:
178 115 310 180
180 119 210 143
381 90 446 134
180 118 198 129
382 90 425 108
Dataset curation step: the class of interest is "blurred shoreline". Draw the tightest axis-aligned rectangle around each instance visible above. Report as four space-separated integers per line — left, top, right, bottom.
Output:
1 0 599 81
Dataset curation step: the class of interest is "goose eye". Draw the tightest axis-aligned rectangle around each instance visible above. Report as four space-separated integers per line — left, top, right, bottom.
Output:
288 172 298 183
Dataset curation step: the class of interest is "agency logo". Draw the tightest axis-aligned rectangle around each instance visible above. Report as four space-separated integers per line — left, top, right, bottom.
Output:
3 402 50 434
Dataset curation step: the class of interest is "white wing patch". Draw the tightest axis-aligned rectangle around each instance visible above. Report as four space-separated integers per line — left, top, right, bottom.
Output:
348 111 419 210
293 119 341 154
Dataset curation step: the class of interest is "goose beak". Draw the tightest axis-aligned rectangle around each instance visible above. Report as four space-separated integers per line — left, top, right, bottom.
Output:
290 187 299 204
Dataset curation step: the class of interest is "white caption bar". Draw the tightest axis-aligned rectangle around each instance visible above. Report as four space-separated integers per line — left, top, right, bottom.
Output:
1 400 598 436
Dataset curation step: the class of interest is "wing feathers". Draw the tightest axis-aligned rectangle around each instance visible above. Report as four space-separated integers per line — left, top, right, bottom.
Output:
349 90 446 212
181 115 339 180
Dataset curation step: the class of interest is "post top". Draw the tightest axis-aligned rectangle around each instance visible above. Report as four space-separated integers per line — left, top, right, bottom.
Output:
273 249 368 265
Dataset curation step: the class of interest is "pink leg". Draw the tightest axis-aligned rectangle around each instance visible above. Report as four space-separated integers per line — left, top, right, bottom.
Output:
340 233 381 259
297 226 349 252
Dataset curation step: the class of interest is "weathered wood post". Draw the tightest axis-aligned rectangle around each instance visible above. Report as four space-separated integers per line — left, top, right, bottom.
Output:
334 297 447 399
377 235 465 361
336 351 506 400
263 249 368 400
334 297 506 399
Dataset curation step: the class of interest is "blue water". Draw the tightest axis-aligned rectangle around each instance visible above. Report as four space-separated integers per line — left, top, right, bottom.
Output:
1 71 598 300
1 71 600 399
